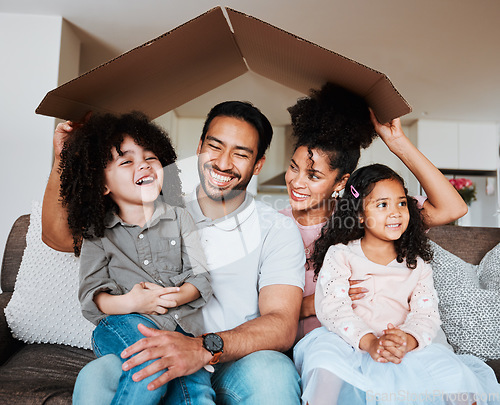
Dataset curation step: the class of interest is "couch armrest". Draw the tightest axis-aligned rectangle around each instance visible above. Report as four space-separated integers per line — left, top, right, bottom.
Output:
0 292 24 365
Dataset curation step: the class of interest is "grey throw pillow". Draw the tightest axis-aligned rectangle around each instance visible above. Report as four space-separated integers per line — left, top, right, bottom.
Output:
430 240 500 361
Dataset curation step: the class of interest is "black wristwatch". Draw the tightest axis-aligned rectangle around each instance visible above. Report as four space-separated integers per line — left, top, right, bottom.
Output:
202 333 224 365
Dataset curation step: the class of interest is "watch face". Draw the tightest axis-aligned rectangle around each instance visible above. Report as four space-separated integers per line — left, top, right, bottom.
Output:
204 333 223 352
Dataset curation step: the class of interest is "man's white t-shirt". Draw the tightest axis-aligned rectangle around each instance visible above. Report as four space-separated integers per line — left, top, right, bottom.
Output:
185 191 305 333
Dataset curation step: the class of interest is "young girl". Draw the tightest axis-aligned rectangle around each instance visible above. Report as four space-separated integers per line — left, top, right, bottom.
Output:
281 82 467 343
59 112 212 404
294 164 500 405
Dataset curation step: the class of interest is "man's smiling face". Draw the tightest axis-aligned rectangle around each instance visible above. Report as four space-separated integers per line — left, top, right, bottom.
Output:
196 116 264 202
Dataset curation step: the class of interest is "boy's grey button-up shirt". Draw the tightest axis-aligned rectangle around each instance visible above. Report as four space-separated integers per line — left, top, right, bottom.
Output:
79 202 211 336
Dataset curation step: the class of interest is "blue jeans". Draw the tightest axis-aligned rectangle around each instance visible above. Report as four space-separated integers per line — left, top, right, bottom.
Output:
80 314 211 405
208 350 301 404
73 348 301 404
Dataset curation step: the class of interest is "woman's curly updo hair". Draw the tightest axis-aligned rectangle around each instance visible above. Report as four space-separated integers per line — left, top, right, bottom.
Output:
59 111 183 256
311 164 433 277
287 82 377 182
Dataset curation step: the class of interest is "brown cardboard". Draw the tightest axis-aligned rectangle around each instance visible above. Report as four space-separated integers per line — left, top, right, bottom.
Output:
36 6 411 124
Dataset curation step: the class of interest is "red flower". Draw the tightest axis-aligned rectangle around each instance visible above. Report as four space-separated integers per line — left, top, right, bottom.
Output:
449 178 477 206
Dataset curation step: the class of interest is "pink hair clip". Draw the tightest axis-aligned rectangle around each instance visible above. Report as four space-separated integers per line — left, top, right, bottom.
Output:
351 185 359 198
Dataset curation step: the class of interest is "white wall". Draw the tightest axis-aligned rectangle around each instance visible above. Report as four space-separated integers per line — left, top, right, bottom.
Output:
258 125 286 184
0 14 80 270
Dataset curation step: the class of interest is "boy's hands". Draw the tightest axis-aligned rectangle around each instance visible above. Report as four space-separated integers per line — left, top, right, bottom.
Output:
124 283 180 315
95 282 200 318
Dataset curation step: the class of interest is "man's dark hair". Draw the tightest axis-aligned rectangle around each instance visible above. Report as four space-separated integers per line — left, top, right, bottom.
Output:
201 101 273 162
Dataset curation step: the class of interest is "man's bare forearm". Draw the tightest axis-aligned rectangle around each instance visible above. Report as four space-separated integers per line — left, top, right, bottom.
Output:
217 312 296 362
216 285 302 362
41 159 74 252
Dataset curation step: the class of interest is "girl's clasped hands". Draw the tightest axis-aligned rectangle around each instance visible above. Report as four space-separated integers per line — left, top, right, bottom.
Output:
361 323 417 364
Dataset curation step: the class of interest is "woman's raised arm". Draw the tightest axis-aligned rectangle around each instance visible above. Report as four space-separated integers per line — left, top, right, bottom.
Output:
370 110 467 228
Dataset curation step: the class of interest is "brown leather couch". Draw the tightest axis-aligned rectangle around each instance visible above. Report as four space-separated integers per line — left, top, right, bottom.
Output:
1 214 499 403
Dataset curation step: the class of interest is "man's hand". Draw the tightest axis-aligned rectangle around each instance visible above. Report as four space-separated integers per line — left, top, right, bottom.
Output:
53 121 75 160
53 112 92 160
121 324 212 390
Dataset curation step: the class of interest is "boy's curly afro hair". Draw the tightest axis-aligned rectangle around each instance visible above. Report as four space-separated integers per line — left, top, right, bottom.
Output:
59 111 183 256
287 82 377 181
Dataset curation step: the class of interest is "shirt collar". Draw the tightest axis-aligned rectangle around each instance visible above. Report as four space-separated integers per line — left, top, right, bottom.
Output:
185 188 256 231
104 201 176 229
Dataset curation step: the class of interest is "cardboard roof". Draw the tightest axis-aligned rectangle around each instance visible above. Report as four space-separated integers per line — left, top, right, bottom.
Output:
36 7 411 124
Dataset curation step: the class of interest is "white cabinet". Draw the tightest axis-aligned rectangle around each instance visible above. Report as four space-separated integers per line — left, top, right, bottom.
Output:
458 123 499 170
414 120 499 170
415 120 459 168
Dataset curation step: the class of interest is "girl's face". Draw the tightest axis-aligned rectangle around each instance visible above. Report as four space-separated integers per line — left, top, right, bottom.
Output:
285 146 347 214
104 135 164 209
360 178 410 243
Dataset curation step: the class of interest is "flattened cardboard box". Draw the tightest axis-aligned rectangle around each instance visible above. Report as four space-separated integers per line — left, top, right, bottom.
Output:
36 7 411 124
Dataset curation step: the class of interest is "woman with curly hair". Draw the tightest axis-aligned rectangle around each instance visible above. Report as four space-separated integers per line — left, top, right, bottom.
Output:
280 82 467 343
294 164 500 405
59 111 212 404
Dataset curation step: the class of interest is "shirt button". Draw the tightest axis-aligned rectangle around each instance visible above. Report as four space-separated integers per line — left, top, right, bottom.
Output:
143 259 149 266
170 240 176 246
139 234 144 239
174 314 179 320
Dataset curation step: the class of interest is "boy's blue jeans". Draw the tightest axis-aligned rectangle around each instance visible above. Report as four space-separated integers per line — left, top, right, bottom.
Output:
74 339 301 404
87 314 212 405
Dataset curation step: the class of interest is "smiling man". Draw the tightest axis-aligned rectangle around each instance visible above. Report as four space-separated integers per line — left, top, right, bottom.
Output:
195 112 265 217
42 101 305 404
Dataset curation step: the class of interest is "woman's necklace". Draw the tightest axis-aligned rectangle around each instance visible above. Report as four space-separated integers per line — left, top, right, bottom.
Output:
303 240 314 256
303 231 321 256
293 209 330 256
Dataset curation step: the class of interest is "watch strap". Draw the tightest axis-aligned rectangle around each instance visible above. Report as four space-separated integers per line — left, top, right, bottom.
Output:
208 351 222 365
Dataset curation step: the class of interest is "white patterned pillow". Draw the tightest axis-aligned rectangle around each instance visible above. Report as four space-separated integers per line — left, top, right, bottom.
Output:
430 240 500 360
4 201 94 349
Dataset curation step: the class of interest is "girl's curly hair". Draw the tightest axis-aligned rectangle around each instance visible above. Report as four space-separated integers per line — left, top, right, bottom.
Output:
59 111 183 256
311 164 433 278
287 82 377 181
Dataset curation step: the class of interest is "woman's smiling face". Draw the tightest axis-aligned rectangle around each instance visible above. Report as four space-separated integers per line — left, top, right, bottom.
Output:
285 146 346 215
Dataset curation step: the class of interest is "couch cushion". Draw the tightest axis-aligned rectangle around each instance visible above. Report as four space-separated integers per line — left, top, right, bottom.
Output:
486 359 500 382
4 201 94 349
0 292 24 365
1 215 29 293
427 225 500 265
431 241 500 361
0 343 94 404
